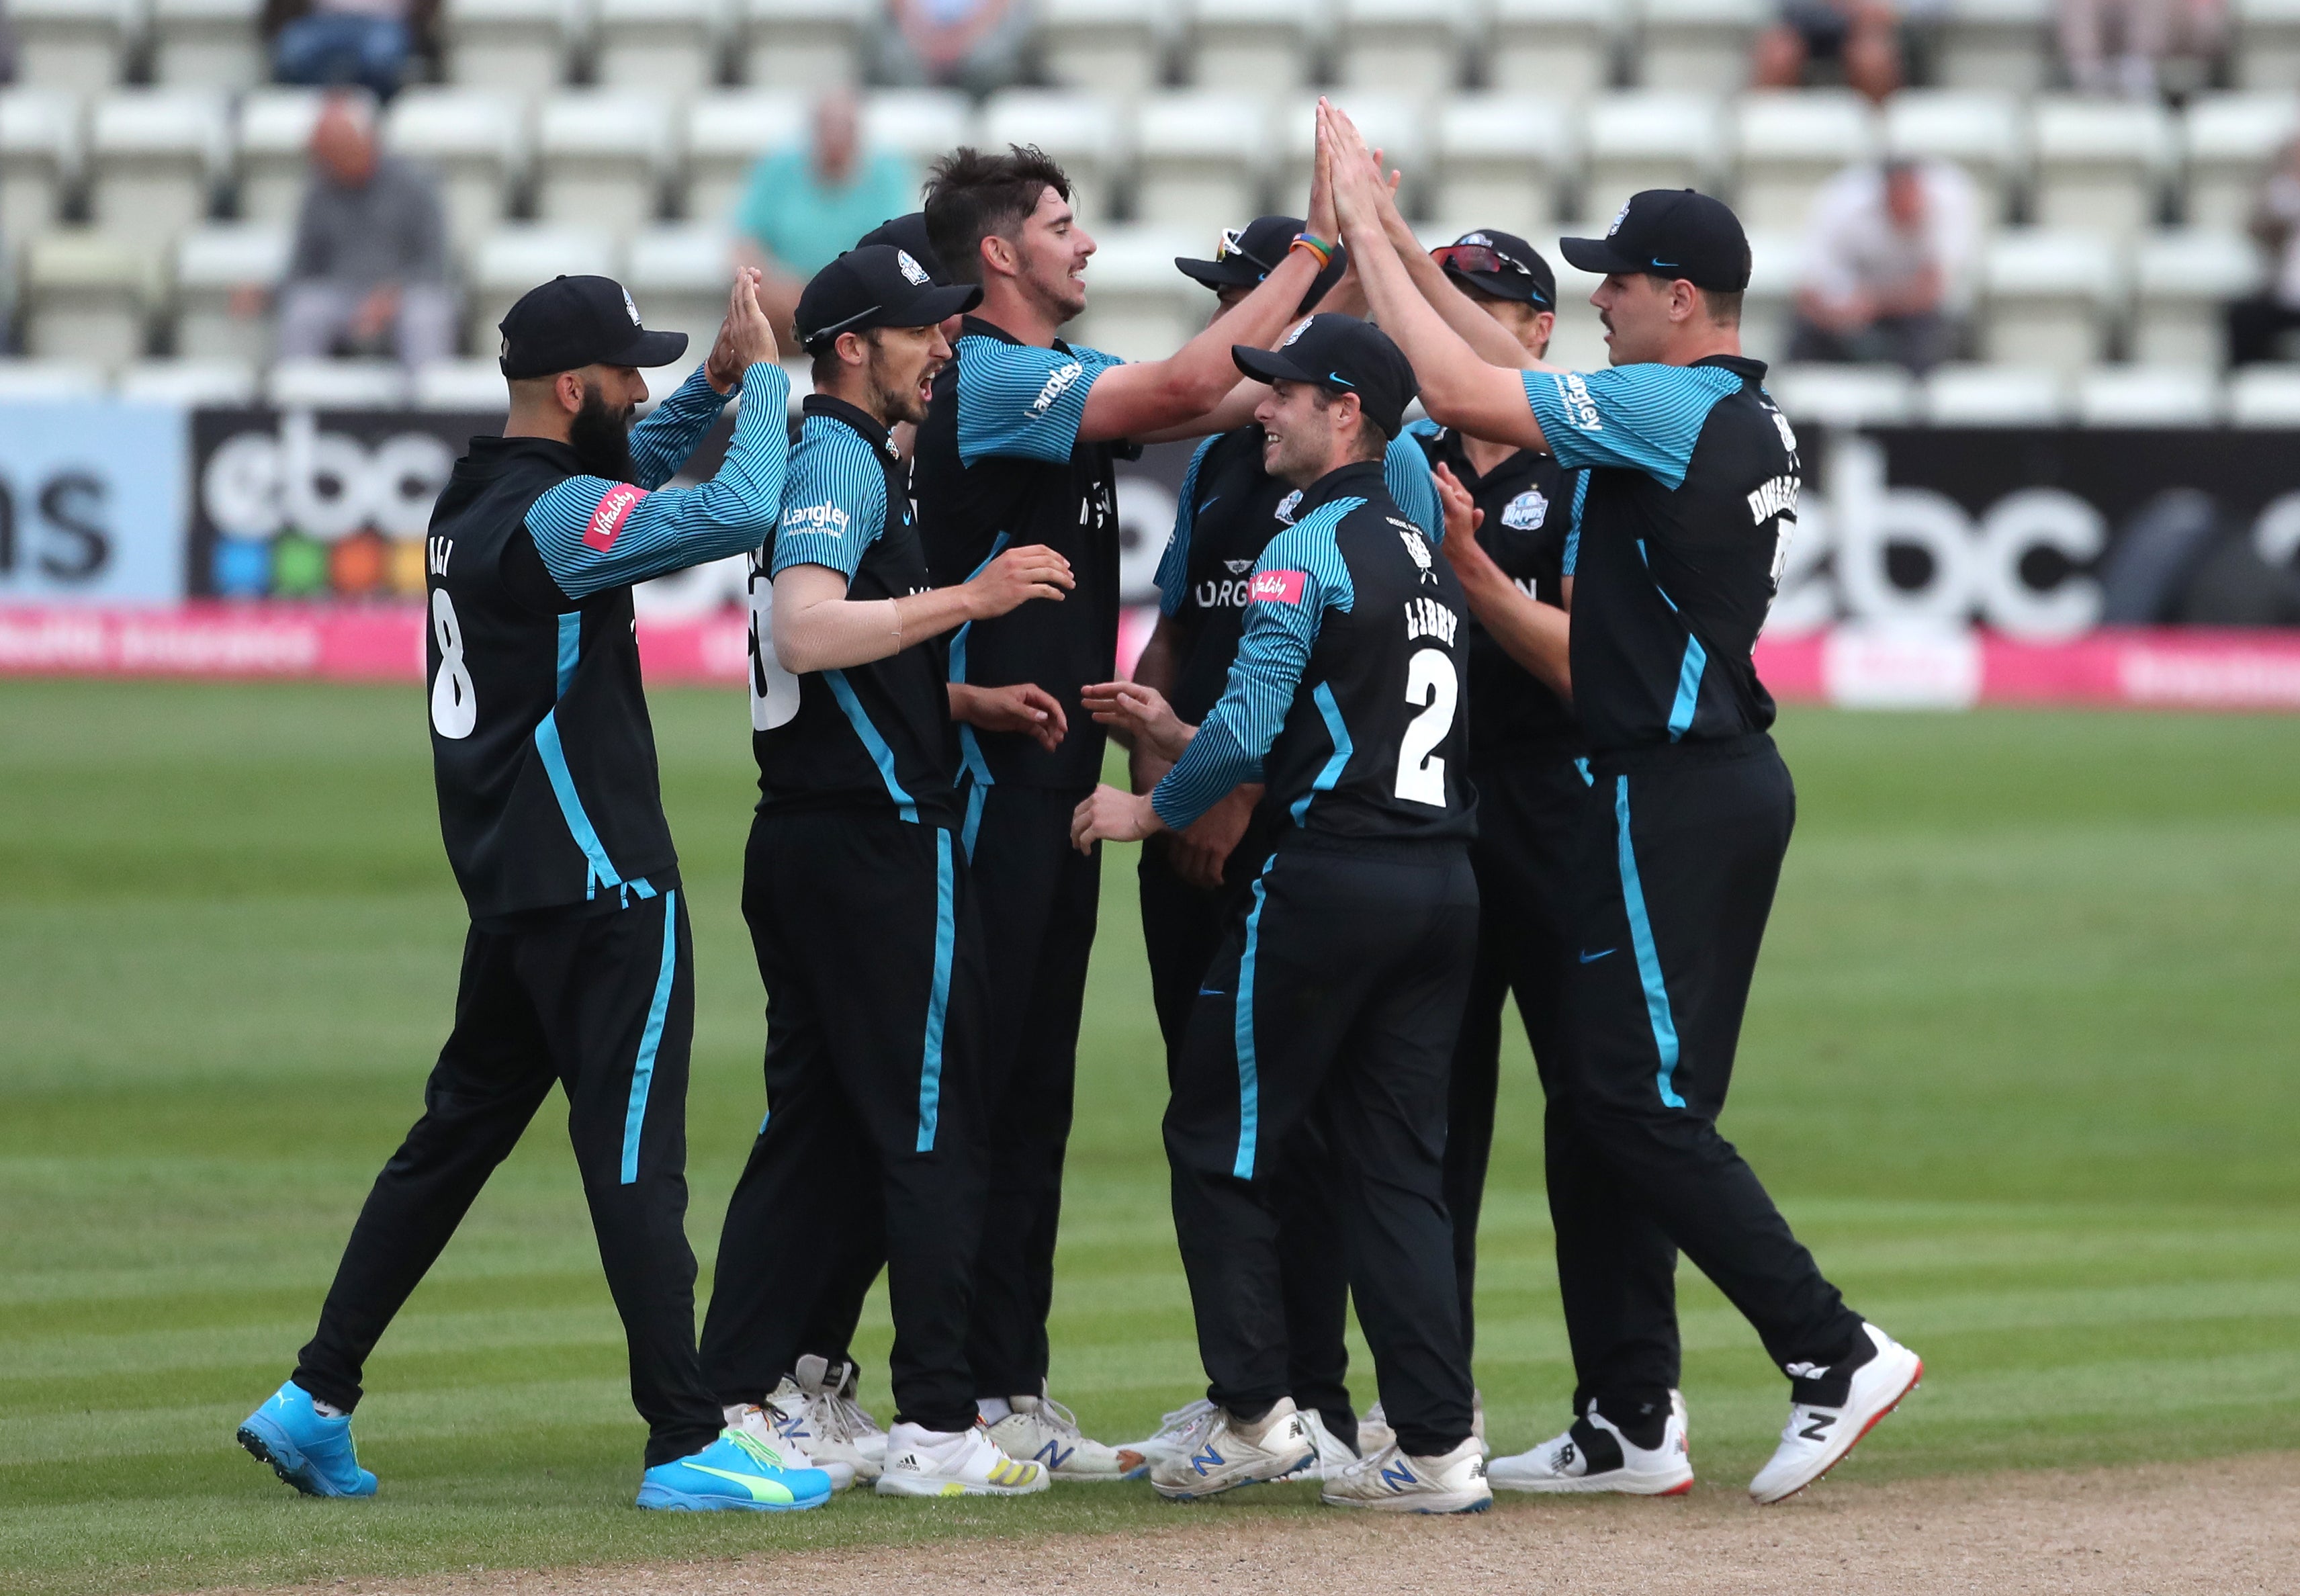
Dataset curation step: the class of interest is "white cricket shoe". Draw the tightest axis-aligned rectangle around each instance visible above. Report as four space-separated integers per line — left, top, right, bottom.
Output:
1749 1323 1922 1505
1359 1392 1486 1460
874 1420 1049 1497
985 1386 1143 1482
1320 1436 1491 1514
1488 1403 1693 1495
1122 1397 1217 1474
1148 1396 1317 1501
1276 1407 1361 1482
764 1354 887 1481
721 1402 855 1491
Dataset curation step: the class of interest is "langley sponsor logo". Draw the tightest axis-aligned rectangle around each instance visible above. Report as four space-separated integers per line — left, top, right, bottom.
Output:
1251 568 1308 605
1558 372 1603 433
1747 473 1800 527
1028 361 1084 417
781 500 852 538
584 484 647 550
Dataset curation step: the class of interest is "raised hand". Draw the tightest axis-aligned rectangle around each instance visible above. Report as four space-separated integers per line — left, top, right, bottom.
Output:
708 268 778 394
1433 462 1487 550
950 681 1068 753
1080 678 1191 764
966 543 1074 619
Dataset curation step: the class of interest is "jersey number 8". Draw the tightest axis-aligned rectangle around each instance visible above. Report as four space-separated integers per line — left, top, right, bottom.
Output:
1394 647 1458 807
429 588 478 740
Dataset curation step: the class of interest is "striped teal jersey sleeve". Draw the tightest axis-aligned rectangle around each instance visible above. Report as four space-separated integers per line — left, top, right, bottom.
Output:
1520 364 1740 490
526 362 791 601
1150 498 1360 832
768 414 888 580
955 335 1124 467
625 364 732 488
1382 431 1444 544
1155 434 1221 617
1562 470 1589 576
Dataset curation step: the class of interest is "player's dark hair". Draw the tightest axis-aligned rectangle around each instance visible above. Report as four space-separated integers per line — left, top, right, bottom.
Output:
1319 384 1391 460
924 145 1075 287
1642 273 1743 327
809 326 879 389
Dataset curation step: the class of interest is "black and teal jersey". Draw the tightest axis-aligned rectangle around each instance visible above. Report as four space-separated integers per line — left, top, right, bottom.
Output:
1405 418 1582 758
914 314 1129 791
1519 356 1796 753
748 394 957 824
1155 425 1442 727
1152 457 1476 849
423 362 789 922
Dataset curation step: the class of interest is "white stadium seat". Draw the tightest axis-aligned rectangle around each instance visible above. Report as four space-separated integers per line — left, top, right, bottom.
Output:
2182 93 2300 231
1134 92 1272 230
535 91 674 236
1036 0 1171 99
89 91 230 258
682 90 807 228
625 222 736 349
739 0 866 90
1636 0 1769 94
1738 226 1800 364
2233 0 2300 89
1182 0 1319 96
267 357 410 408
1766 363 1920 428
118 357 261 405
1922 362 2068 424
1733 91 1881 235
1283 93 1426 220
23 229 150 369
2029 97 2174 242
2225 361 2300 423
1431 95 1577 238
234 89 328 226
0 89 84 251
1335 0 1470 97
859 89 973 171
1546 247 1610 369
385 88 529 258
151 0 266 91
0 357 111 398
1886 89 2026 225
594 0 726 95
173 222 292 366
468 224 617 353
2131 228 2264 368
1979 230 2121 372
443 0 577 96
1491 0 1621 104
412 358 513 412
1583 92 1722 216
1934 0 2054 92
2074 364 2222 425
9 0 138 94
1069 225 1206 362
982 91 1125 227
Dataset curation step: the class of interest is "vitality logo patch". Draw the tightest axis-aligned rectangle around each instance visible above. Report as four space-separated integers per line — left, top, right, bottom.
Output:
584 484 648 550
1251 569 1308 605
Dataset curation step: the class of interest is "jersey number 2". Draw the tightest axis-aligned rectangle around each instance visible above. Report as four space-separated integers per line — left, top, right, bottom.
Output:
429 588 478 740
1393 647 1457 807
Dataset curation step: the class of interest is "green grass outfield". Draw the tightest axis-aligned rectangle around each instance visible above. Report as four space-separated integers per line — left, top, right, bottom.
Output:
3 682 2297 1595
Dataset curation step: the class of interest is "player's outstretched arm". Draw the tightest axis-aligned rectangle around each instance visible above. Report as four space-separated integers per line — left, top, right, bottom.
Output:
1081 679 1192 765
1321 102 1550 453
950 681 1067 754
1363 154 1544 373
1433 463 1571 699
773 543 1073 675
625 271 782 487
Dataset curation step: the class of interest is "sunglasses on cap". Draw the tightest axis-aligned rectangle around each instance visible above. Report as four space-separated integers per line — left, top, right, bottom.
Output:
1217 226 1279 279
1431 242 1533 280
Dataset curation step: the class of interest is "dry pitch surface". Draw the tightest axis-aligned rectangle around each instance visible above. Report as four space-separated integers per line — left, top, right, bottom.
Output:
219 1453 2300 1596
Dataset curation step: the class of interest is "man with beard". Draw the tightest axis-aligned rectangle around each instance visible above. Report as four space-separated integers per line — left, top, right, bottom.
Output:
701 245 1078 1498
913 144 1338 1478
236 269 834 1512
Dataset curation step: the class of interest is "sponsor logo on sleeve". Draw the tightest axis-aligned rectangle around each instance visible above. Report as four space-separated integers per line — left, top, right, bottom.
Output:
1250 568 1309 605
780 500 852 539
1028 361 1084 418
584 484 648 550
1556 372 1603 433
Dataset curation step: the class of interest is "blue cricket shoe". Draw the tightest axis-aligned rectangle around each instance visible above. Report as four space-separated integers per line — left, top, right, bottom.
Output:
236 1380 378 1498
636 1428 834 1512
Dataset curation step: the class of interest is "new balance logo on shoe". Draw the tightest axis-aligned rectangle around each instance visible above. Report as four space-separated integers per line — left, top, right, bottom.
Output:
1190 1444 1225 1475
1036 1440 1074 1471
1798 1414 1834 1442
1380 1461 1417 1492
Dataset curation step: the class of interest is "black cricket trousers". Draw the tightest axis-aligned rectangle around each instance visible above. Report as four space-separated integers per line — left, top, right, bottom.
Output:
293 889 723 1467
1165 838 1480 1459
700 808 987 1435
1559 734 1869 1422
1139 841 1357 1443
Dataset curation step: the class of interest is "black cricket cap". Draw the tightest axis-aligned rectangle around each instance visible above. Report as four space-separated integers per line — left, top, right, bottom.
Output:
1232 312 1417 437
1434 228 1556 308
1560 189 1751 292
856 212 950 284
1177 214 1347 314
795 245 981 351
498 274 687 378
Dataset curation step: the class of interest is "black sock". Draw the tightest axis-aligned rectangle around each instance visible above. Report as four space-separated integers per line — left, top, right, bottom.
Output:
1593 1395 1669 1453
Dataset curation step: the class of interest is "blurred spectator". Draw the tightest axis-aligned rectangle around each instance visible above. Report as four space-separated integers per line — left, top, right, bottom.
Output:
1753 0 1903 101
265 0 437 101
732 89 916 339
878 0 1030 97
2225 136 2300 367
2058 0 2223 97
1790 159 1978 372
275 93 454 365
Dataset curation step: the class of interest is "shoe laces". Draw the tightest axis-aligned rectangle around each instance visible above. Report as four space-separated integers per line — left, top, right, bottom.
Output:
1151 1397 1217 1443
1030 1391 1086 1440
723 1427 787 1472
826 1360 884 1442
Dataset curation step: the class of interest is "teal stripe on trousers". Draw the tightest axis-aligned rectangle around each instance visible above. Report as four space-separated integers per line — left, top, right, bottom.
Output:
621 889 679 1183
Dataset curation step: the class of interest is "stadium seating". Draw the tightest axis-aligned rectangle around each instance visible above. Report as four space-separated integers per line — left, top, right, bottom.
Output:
2184 92 2300 230
534 90 674 234
0 89 81 251
382 88 527 257
1583 91 1722 206
1282 91 1428 219
153 0 269 93
443 0 578 95
2234 0 2300 89
1979 230 2121 371
1037 0 1169 99
174 222 292 365
1490 0 1618 102
1934 0 2055 93
738 0 868 89
1767 362 1920 427
1335 0 1469 97
2131 228 2264 367
1134 92 1272 231
858 88 971 171
1184 0 1319 95
625 222 737 348
983 91 1123 226
684 89 808 226
2226 360 2300 421
1431 95 1576 238
22 230 148 369
268 355 410 406
1069 225 1206 361
89 90 230 259
0 356 111 397
1923 361 2068 423
234 88 327 225
118 356 262 404
595 0 726 95
2029 97 2174 240
468 224 616 350
2074 363 2223 423
1884 89 2025 224
1734 91 1881 234
414 357 514 409
10 0 138 93
1638 0 1769 95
